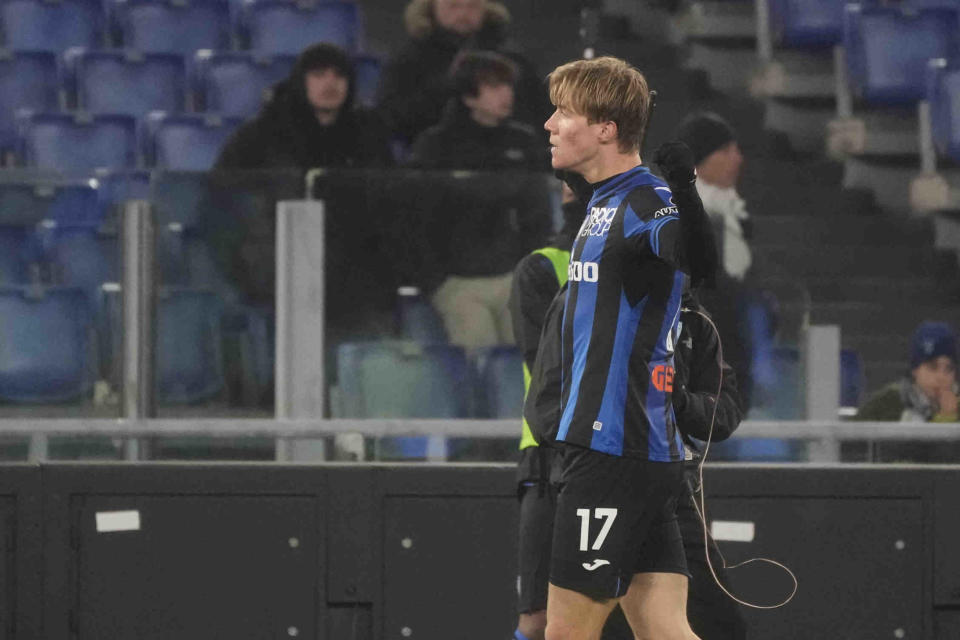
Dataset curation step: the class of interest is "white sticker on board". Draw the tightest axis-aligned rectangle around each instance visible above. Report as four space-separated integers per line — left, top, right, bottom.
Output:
710 520 755 542
95 510 141 533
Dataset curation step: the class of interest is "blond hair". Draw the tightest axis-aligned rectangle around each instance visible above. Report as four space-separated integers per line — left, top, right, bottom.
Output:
548 57 652 153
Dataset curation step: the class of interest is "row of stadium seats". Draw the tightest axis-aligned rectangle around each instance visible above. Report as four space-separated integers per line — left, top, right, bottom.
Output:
0 285 225 404
0 49 383 163
14 111 239 171
0 0 361 56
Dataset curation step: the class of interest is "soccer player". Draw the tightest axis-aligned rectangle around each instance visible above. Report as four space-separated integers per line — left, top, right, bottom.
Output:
542 56 707 640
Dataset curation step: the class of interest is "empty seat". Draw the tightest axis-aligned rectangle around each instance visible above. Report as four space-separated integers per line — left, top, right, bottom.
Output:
0 50 58 151
143 112 241 170
396 287 447 344
194 50 294 117
840 348 864 411
157 288 225 403
38 223 117 292
0 286 95 402
111 0 230 56
65 49 186 118
17 111 137 171
928 58 960 163
0 0 103 53
474 345 523 418
337 341 469 459
770 0 845 49
0 226 31 284
337 341 469 418
354 54 379 108
844 6 960 105
0 180 101 227
243 0 359 55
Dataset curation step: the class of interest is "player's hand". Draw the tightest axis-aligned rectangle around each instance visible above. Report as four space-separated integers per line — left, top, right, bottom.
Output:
554 169 593 205
653 141 696 189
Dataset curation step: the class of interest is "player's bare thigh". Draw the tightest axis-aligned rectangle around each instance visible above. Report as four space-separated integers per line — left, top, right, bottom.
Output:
620 572 700 640
544 582 617 640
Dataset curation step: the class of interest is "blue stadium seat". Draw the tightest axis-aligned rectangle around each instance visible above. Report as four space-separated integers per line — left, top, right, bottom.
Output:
840 348 864 411
0 286 95 402
38 223 117 293
0 180 101 227
0 50 58 151
770 0 845 48
337 341 469 458
143 112 241 170
65 49 186 118
111 0 231 56
157 288 225 403
396 287 447 344
354 54 380 108
0 0 104 53
92 169 150 231
17 111 137 171
474 345 523 419
243 0 360 55
194 50 294 117
0 226 31 284
844 6 960 105
928 58 960 163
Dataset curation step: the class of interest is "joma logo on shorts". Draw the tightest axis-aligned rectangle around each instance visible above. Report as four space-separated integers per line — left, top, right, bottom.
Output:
582 559 610 571
651 365 675 393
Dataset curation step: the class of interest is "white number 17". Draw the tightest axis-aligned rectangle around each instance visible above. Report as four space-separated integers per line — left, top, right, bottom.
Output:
576 508 618 551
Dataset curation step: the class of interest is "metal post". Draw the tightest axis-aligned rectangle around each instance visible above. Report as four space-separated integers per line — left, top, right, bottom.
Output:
121 200 157 461
275 200 327 461
834 45 853 120
756 0 773 62
918 100 937 175
805 325 841 462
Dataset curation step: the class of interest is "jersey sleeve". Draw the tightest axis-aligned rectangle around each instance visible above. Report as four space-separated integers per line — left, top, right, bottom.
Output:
622 185 682 268
509 253 563 370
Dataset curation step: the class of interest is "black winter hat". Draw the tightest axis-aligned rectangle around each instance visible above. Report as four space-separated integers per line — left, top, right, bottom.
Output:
294 42 354 79
675 112 736 165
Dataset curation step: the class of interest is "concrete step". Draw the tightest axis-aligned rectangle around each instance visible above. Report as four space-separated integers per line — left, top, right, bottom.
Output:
753 245 953 278
750 215 934 246
780 301 960 337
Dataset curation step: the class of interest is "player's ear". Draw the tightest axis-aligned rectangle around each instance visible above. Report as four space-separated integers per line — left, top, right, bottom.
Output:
597 120 619 145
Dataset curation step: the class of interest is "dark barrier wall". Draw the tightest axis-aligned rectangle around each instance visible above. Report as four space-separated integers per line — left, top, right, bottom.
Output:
1 463 959 639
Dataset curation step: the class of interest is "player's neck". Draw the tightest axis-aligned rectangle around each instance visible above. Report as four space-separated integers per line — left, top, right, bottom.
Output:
581 152 643 185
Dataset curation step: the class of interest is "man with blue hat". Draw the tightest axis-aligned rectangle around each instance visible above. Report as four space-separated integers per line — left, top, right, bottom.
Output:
857 321 958 423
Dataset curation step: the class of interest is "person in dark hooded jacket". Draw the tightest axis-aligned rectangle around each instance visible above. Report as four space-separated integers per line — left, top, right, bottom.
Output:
378 0 550 144
215 42 394 169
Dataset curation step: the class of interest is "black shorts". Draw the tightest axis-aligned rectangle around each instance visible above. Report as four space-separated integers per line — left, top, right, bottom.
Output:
550 444 689 600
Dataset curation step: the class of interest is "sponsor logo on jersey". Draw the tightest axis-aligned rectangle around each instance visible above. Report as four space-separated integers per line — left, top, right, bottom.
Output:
654 205 678 218
579 207 618 238
651 365 675 393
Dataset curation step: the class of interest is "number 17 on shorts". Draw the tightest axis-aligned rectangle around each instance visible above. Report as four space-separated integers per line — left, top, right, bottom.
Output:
577 508 618 570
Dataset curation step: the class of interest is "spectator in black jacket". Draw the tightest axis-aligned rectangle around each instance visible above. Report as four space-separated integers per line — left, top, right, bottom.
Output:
410 51 548 170
378 0 550 144
215 43 394 169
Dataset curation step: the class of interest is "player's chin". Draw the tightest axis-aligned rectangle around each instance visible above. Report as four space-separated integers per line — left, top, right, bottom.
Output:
550 152 569 170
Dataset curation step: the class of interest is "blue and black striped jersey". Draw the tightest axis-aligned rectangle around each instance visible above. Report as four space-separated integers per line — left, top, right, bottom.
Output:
557 165 687 461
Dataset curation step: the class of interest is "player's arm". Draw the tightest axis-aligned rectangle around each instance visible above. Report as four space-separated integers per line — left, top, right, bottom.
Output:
509 254 563 370
653 142 720 289
674 311 744 442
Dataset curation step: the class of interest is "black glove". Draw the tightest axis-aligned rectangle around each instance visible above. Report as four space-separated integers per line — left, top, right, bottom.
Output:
653 141 696 190
653 141 719 290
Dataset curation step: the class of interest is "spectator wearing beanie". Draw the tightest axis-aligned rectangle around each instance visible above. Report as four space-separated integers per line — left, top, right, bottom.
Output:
675 112 752 281
857 321 959 423
215 42 394 169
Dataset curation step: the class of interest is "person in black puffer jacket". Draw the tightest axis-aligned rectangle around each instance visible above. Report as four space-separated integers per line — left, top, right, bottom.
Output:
378 0 550 144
